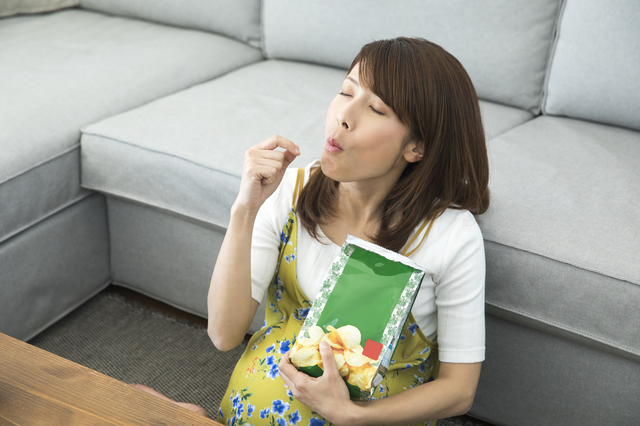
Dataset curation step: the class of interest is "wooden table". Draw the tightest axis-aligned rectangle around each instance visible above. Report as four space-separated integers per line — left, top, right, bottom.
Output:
0 332 221 425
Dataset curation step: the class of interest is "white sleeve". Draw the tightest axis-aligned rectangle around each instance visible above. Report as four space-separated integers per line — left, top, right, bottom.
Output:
249 167 297 303
434 211 486 363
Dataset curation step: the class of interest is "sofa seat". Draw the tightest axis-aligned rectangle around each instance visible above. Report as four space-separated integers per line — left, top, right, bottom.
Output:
81 58 534 231
0 8 263 245
477 115 640 361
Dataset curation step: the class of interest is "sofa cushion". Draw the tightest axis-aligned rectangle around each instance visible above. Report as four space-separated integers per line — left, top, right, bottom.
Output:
543 0 640 131
80 59 533 231
477 116 640 359
79 0 262 48
0 8 262 243
262 0 561 114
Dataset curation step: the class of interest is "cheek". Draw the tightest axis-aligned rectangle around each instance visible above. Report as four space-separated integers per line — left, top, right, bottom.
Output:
325 99 338 129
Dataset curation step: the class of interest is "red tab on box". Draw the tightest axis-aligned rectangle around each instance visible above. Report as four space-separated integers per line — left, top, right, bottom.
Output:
362 339 383 360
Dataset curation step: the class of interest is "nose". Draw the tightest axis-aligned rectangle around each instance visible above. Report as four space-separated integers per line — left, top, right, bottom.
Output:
336 111 350 130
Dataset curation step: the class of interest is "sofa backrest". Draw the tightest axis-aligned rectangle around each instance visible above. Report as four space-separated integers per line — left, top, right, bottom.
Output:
543 0 640 131
79 0 261 48
262 0 562 114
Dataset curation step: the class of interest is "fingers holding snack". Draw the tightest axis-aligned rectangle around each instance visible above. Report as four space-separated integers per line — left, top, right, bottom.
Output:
235 135 301 212
278 343 353 424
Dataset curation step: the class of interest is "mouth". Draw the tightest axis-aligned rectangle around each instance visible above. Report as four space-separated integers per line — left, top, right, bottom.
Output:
325 136 343 153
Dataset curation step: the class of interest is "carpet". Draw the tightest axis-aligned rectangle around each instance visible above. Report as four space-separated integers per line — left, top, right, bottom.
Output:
28 291 486 426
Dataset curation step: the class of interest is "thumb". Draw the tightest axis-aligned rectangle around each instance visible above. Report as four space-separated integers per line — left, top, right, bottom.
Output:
282 147 300 170
318 341 340 379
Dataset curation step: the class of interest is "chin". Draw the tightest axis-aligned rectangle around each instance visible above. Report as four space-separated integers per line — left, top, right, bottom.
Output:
320 155 342 182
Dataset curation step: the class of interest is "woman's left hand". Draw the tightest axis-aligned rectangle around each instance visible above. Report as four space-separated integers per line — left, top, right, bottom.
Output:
278 341 357 425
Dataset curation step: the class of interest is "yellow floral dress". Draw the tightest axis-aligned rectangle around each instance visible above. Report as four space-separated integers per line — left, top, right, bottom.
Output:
218 168 440 426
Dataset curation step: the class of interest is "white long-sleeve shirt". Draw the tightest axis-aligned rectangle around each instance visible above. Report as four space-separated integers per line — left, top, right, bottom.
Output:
250 160 486 363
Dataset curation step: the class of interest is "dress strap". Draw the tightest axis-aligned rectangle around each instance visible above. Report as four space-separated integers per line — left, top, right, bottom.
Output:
291 168 305 208
400 218 435 257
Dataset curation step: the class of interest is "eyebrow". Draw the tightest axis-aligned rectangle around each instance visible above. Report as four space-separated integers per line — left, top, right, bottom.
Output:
346 76 360 86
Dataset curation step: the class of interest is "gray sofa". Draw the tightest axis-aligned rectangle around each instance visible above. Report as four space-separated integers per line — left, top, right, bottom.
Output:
1 1 638 425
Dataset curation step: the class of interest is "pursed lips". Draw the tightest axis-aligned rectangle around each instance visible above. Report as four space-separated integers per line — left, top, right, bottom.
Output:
325 136 343 153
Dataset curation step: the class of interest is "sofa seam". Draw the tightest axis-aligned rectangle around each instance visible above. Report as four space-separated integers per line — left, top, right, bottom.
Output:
540 0 568 116
259 0 267 58
486 300 639 357
0 144 80 186
110 281 207 321
483 236 639 286
0 192 95 245
81 132 241 181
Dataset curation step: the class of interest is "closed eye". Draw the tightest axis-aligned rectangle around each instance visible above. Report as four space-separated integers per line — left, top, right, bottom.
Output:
338 92 385 116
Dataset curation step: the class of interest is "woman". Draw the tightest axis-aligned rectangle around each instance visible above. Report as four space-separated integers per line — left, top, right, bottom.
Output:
139 36 489 425
210 35 489 425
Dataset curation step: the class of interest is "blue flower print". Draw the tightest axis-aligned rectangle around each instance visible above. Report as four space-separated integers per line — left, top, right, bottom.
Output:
262 319 267 328
293 307 310 321
280 230 287 243
237 403 244 417
267 362 279 379
408 322 418 336
279 339 291 354
309 418 325 426
271 399 290 416
229 416 236 426
287 389 293 398
219 407 224 419
266 344 276 353
266 354 276 366
260 408 270 419
232 394 240 409
265 327 273 336
247 403 255 418
277 418 286 426
419 363 426 374
276 289 282 302
289 409 301 425
400 334 406 341
378 384 386 394
285 255 292 264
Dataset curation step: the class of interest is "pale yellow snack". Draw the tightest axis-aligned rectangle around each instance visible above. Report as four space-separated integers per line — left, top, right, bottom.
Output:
339 363 350 377
308 325 324 343
322 331 345 349
344 348 374 367
347 364 377 391
333 351 346 370
297 325 324 347
290 346 322 367
336 325 362 350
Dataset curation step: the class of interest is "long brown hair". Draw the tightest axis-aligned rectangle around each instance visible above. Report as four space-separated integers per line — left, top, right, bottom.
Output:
298 37 490 252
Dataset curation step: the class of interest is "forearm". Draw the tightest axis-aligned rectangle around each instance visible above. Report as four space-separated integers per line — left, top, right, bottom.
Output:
349 371 476 426
207 203 258 350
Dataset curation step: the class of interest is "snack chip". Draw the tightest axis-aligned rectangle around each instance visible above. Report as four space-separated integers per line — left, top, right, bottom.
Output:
289 235 426 400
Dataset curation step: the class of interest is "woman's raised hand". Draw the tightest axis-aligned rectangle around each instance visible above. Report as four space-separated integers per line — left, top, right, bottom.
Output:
234 135 301 213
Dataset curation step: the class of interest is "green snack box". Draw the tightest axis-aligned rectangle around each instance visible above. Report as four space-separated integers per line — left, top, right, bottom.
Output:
289 234 426 401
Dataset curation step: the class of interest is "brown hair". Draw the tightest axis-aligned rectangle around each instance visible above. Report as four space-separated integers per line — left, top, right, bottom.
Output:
298 37 490 252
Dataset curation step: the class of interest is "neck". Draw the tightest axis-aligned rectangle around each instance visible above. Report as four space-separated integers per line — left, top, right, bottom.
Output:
336 168 403 227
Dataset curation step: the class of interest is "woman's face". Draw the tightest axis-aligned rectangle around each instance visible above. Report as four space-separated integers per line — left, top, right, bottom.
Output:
322 63 416 183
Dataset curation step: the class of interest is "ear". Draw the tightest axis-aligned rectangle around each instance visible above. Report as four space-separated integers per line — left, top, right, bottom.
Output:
403 140 424 163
